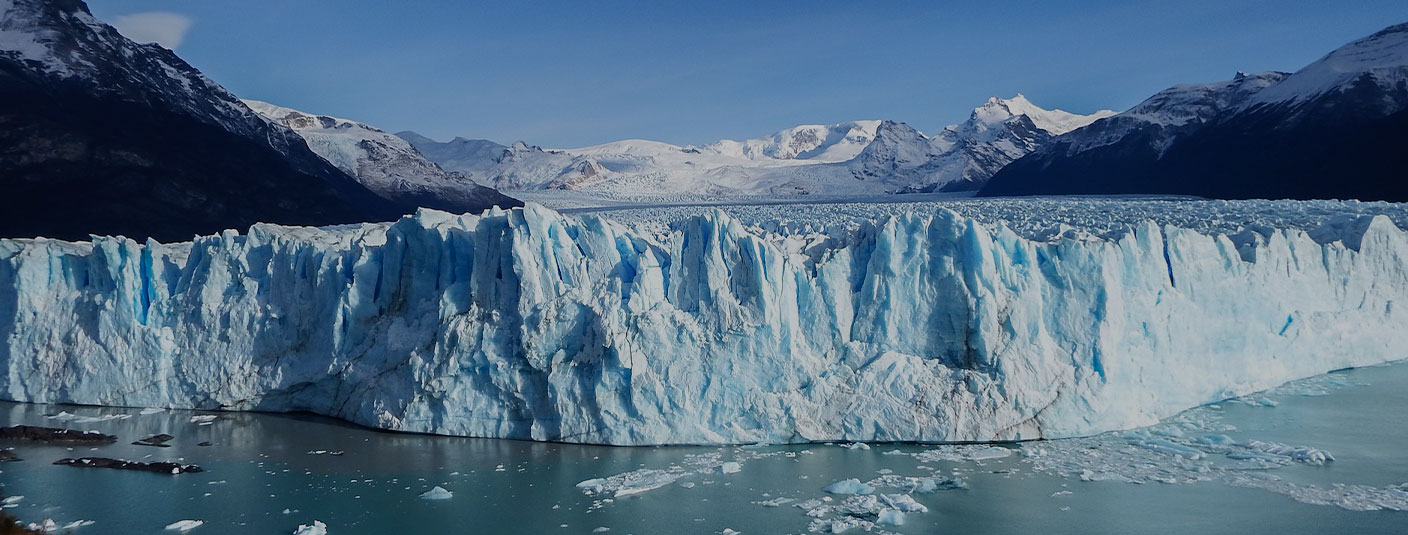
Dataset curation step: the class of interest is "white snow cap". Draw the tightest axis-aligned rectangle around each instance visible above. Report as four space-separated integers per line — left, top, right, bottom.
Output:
972 94 1116 134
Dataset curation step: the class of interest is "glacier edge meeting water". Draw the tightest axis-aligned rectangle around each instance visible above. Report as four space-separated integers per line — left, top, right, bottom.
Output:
0 203 1405 445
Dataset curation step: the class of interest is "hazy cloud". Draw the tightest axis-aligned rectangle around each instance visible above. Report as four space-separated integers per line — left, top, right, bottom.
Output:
111 12 193 50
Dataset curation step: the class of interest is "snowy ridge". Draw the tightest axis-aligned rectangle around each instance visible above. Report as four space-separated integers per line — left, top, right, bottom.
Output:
2 203 1406 445
1049 71 1290 156
1244 22 1408 109
1117 72 1288 127
244 100 518 213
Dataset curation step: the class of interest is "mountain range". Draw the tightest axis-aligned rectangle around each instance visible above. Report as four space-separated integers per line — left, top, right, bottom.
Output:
2 0 1406 244
400 96 1114 197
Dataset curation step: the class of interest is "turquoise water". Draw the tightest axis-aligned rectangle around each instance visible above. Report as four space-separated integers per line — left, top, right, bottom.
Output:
2 362 1406 534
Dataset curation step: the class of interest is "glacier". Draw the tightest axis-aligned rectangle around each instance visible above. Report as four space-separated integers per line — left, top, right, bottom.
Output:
0 202 1405 445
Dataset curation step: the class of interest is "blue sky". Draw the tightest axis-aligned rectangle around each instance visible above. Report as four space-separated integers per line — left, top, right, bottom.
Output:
91 1 1408 148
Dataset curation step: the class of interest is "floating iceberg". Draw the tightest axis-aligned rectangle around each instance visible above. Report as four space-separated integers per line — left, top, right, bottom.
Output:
419 486 453 500
823 479 875 495
292 521 327 535
1 203 1406 445
164 520 203 532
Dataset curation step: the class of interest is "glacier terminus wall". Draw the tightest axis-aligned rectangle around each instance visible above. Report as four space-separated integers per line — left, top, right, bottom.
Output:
1 204 1405 445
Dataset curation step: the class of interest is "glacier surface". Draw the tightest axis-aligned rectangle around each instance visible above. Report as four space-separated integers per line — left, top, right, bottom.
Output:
1 201 1406 445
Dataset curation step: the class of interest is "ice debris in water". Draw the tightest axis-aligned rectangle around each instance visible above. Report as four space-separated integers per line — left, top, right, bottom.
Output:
1243 441 1334 465
164 520 203 531
1019 374 1408 511
292 520 328 535
912 445 1013 463
577 469 684 498
419 486 453 500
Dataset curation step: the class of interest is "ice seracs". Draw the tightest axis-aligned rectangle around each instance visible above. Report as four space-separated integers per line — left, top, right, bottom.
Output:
1 201 1406 445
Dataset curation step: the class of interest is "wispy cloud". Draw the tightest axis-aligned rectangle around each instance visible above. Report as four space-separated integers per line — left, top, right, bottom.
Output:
111 12 193 50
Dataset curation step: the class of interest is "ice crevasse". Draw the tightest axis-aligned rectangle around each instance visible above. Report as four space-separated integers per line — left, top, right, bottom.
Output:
0 204 1404 445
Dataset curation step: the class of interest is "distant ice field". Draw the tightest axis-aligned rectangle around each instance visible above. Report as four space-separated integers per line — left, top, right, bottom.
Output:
555 195 1408 242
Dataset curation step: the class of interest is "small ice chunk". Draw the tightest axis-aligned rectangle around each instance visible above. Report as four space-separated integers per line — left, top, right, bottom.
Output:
592 528 610 533
292 521 328 535
164 520 204 531
1 496 21 505
876 509 905 526
718 462 742 474
842 443 870 450
140 408 165 415
419 486 453 500
822 479 874 495
753 497 795 507
189 415 218 424
879 494 927 513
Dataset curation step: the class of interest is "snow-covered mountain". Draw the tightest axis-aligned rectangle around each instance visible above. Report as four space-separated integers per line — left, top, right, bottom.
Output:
245 100 518 214
981 22 1408 201
700 120 882 162
0 0 404 241
891 95 1115 192
400 97 1112 198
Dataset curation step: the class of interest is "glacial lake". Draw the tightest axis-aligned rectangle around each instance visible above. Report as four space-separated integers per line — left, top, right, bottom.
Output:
2 361 1406 534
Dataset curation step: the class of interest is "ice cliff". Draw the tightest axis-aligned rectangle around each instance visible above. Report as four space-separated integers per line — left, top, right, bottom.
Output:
1 204 1405 445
